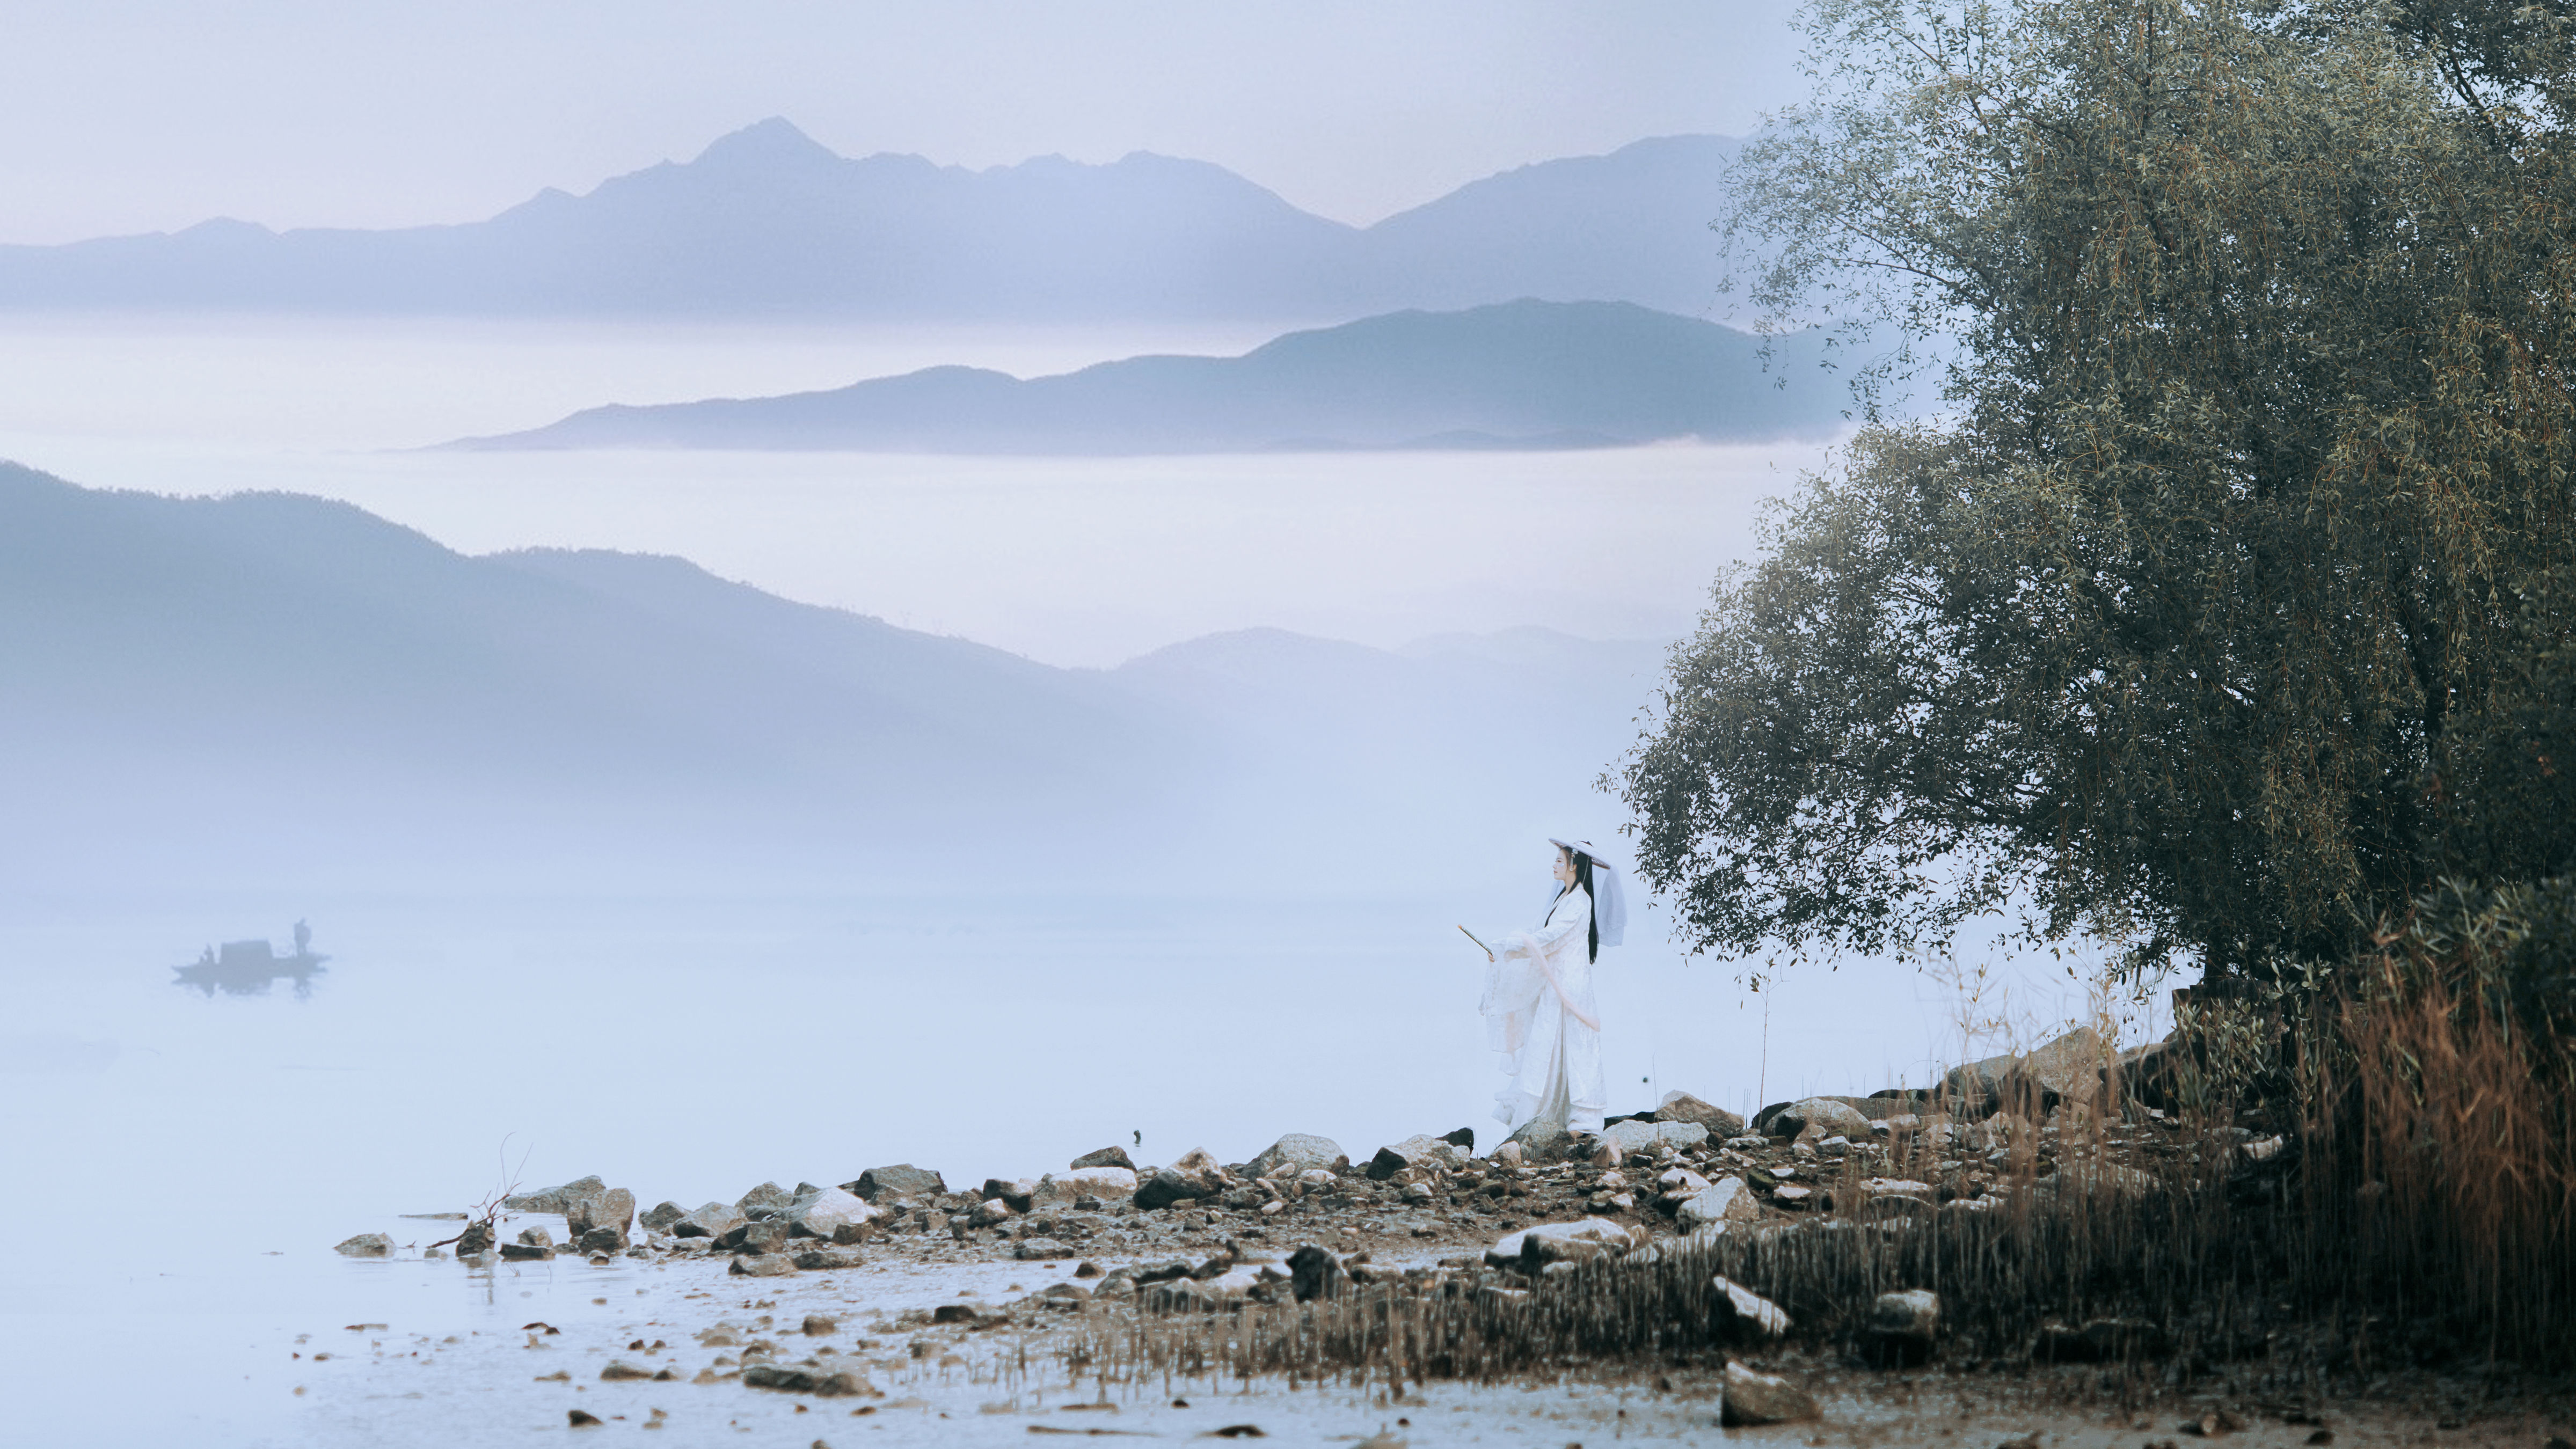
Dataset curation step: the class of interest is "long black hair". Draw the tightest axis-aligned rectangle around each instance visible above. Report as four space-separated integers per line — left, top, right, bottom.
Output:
1555 847 1600 963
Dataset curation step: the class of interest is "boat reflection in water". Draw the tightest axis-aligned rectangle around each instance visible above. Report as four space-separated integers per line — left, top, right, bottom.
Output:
173 919 329 998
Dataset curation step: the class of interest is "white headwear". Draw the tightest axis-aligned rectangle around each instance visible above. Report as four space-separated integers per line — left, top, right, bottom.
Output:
1548 837 1628 948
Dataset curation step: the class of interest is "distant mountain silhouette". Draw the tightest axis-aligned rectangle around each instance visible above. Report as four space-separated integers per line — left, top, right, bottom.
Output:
0 463 1662 894
450 300 1840 453
0 121 1740 321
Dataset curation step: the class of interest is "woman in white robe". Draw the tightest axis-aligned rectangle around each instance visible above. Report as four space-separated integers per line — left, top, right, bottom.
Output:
1478 839 1624 1135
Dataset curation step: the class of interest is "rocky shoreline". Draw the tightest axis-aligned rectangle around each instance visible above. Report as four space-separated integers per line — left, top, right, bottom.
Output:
318 1027 2567 1443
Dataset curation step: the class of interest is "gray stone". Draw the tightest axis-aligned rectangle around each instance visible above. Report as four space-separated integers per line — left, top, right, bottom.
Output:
1938 1054 2017 1115
639 1201 687 1232
2001 1025 2110 1111
1060 1166 1137 1199
1140 1276 1219 1312
846 1165 946 1203
728 1253 796 1277
565 1188 635 1247
672 1202 744 1240
516 1225 553 1248
1134 1150 1227 1210
742 1362 872 1396
503 1176 604 1213
979 1178 1037 1213
1719 1360 1819 1425
1603 1119 1710 1157
735 1181 790 1215
1286 1243 1344 1301
500 1241 554 1261
1868 1288 1941 1365
930 1301 990 1323
1014 1237 1073 1260
1516 1219 1640 1270
1654 1091 1747 1136
576 1226 624 1254
332 1233 392 1257
787 1187 876 1239
1365 1135 1466 1180
1676 1177 1760 1232
1500 1118 1578 1163
1246 1133 1349 1179
1767 1097 1873 1140
721 1219 793 1254
1713 1276 1791 1341
1070 1146 1135 1172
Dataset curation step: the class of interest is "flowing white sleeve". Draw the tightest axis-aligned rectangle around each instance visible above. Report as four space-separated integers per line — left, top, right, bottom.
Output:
1492 891 1589 960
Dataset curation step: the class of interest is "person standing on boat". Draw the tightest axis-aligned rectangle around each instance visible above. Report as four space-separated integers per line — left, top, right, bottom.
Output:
1473 838 1625 1136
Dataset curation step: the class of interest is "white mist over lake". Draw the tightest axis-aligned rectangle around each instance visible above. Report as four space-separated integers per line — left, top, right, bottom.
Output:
0 316 2148 1445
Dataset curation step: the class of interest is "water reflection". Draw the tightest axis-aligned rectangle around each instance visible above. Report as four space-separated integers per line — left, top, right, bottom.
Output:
173 919 329 997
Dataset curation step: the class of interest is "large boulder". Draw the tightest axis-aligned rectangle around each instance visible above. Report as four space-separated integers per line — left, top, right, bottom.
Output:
1366 1135 1466 1180
1719 1360 1819 1425
503 1176 604 1213
672 1202 746 1240
1070 1146 1135 1172
1499 1117 1579 1163
1516 1219 1643 1270
1654 1091 1746 1136
1713 1276 1791 1341
2001 1026 2110 1111
1938 1053 2016 1115
1134 1149 1228 1210
1761 1097 1873 1140
735 1182 790 1216
566 1188 636 1248
1603 1119 1710 1157
1675 1177 1761 1232
846 1165 945 1203
1867 1288 1941 1365
1060 1166 1137 1200
1246 1134 1348 1179
787 1187 875 1240
639 1201 688 1232
979 1179 1038 1213
1286 1243 1344 1301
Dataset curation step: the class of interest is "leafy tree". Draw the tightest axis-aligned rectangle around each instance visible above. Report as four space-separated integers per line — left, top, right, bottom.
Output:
1622 0 2576 981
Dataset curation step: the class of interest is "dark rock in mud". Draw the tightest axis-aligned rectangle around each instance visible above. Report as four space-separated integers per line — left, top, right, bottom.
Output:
332 1233 393 1257
568 1409 603 1427
729 1253 796 1277
930 1301 989 1324
505 1176 604 1213
848 1165 946 1202
1015 1238 1073 1260
1071 1146 1135 1172
1245 1134 1348 1179
599 1360 655 1381
1719 1360 1819 1425
576 1226 624 1254
673 1202 745 1240
1287 1244 1344 1301
791 1248 863 1270
1867 1288 1941 1365
500 1241 554 1261
1654 1091 1747 1136
455 1221 494 1255
639 1201 688 1232
743 1362 872 1396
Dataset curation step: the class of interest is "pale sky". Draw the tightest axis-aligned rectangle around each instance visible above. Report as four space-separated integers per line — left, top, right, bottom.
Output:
0 0 1807 244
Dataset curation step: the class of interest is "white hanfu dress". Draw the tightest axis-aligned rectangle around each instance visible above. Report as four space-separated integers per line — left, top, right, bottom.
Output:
1480 885 1607 1134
